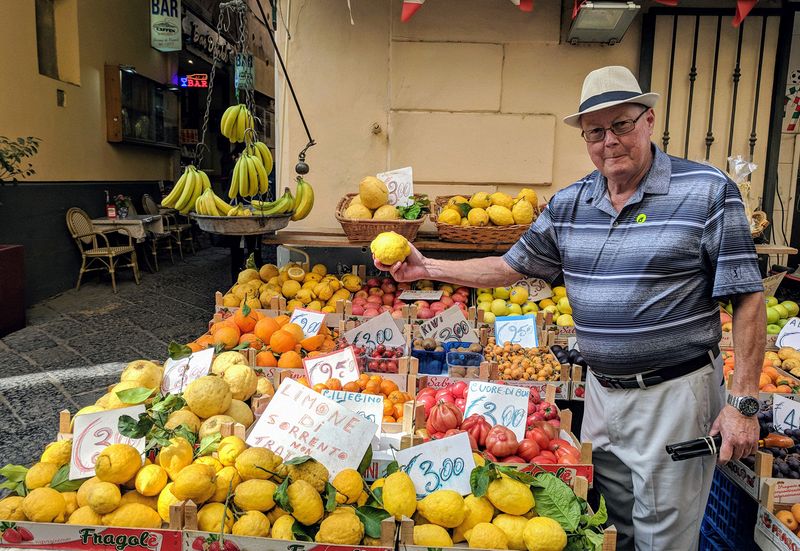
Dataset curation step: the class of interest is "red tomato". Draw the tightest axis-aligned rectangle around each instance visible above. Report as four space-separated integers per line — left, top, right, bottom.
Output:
526 428 550 451
517 439 541 462
549 438 576 453
435 389 456 404
557 453 581 465
449 381 468 399
501 455 526 464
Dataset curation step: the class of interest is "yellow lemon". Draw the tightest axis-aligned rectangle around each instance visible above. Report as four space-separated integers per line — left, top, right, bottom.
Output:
164 408 201 432
87 481 121 514
487 205 514 226
414 524 454 546
487 476 534 515
370 231 411 265
315 510 365 544
517 188 538 206
469 192 491 209
511 199 534 225
417 490 468 528
120 360 162 389
490 192 514 209
197 502 234 533
210 466 242 503
135 464 168 496
467 522 509 549
271 514 296 540
159 437 193 480
217 436 248 466
23 487 66 522
184 375 232 418
0 496 26 521
24 462 59 489
235 447 282 480
373 205 400 220
233 479 277 511
332 468 363 505
454 495 495 543
157 483 180 522
523 517 567 551
467 207 489 227
233 510 271 537
382 471 417 519
68 505 103 525
259 263 279 281
359 176 389 209
77 476 102 508
438 208 462 225
222 365 258 401
119 490 158 511
95 444 142 484
493 514 529 550
101 503 161 528
40 440 72 466
281 280 302 298
172 464 216 503
344 203 373 219
287 480 323 525
211 351 248 376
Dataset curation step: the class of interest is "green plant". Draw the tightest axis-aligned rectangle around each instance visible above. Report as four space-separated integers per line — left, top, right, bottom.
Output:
0 136 41 181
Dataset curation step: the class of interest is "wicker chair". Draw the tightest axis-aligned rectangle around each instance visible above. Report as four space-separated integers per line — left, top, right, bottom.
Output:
142 194 195 259
138 194 174 271
65 207 140 293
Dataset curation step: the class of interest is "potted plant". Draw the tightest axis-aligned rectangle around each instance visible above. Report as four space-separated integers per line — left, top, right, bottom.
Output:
114 194 133 218
0 136 41 182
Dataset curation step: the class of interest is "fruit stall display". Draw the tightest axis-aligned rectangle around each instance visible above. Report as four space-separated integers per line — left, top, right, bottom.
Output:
723 350 800 396
431 192 539 245
720 297 798 350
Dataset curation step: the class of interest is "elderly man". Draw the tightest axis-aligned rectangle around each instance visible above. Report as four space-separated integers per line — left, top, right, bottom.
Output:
376 66 765 550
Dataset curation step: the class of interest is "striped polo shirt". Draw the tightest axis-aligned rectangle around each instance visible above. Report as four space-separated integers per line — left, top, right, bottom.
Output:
503 145 763 374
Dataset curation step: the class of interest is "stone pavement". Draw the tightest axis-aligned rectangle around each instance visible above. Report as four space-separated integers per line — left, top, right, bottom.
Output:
0 246 232 467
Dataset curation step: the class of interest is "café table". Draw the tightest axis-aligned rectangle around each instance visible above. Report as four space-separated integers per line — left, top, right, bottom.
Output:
91 214 164 272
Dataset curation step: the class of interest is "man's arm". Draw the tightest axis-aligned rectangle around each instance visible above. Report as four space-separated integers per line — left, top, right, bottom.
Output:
374 244 524 288
711 290 765 463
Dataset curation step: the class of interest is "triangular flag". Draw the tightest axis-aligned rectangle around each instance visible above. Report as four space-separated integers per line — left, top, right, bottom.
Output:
509 0 534 12
401 0 425 23
654 0 679 5
733 0 758 27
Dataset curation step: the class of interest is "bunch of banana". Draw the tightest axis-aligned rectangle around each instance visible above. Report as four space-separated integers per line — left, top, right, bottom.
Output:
195 188 235 217
228 152 269 199
161 165 209 214
252 187 294 216
291 177 314 221
225 204 253 217
249 141 274 175
220 104 254 143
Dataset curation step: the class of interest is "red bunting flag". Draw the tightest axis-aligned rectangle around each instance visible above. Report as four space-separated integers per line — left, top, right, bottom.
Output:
509 0 534 12
733 0 758 27
401 0 425 23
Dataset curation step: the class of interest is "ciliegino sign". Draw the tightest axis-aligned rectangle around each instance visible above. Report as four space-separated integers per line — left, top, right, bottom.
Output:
419 305 479 343
246 378 378 476
150 0 182 52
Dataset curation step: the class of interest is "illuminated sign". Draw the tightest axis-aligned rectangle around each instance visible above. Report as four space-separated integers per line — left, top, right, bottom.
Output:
179 73 208 88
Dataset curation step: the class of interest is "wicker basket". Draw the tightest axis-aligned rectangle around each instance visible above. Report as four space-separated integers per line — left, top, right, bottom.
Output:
431 195 535 244
751 211 769 238
190 213 291 235
335 194 424 242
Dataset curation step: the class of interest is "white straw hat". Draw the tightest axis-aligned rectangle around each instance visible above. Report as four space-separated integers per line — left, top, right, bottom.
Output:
563 66 659 127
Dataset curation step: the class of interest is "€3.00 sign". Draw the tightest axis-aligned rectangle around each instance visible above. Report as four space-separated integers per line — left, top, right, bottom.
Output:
494 315 538 348
395 431 475 499
69 405 146 480
377 167 414 208
344 311 406 349
246 378 377 476
160 348 214 395
419 305 478 343
303 346 360 387
289 308 326 338
464 381 530 441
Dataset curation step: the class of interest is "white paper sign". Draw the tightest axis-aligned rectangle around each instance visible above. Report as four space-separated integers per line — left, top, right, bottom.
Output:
150 0 182 52
512 277 552 302
69 405 146 480
344 311 406 350
777 318 800 349
396 432 475 498
290 308 326 338
303 346 360 387
399 290 443 301
161 348 214 395
246 378 377 476
494 315 538 348
774 394 800 433
377 167 414 207
464 381 530 440
419 305 479 343
322 390 383 436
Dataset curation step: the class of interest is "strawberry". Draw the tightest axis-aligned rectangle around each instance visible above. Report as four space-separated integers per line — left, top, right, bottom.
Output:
16 527 33 542
2 529 22 544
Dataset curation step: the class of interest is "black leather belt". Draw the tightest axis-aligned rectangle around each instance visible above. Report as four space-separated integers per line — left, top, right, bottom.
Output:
590 345 720 390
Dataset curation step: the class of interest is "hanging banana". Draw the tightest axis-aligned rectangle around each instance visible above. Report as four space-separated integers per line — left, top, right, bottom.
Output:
220 104 253 143
291 177 315 221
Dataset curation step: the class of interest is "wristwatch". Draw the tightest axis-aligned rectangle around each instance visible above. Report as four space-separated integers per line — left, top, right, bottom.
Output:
727 394 760 417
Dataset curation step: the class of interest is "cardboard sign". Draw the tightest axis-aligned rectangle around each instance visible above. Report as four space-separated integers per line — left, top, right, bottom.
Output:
160 348 214 395
322 389 383 436
377 167 414 207
764 272 786 298
464 381 530 440
494 315 538 348
399 290 443 301
774 394 800 433
69 406 146 480
344 311 406 349
303 346 360 387
419 305 478 343
396 432 475 498
513 277 552 302
246 378 377 476
777 318 800 349
290 308 326 338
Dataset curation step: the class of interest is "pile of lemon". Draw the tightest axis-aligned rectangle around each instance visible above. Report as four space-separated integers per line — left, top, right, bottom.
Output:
438 189 538 227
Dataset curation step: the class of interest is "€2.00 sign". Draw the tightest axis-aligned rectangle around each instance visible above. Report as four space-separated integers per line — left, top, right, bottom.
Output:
419 305 478 343
464 381 530 441
69 405 146 480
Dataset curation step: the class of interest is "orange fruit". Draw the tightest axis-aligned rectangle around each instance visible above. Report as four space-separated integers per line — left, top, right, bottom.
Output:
364 381 381 394
387 390 406 403
239 333 262 349
380 380 399 396
357 374 370 390
297 377 309 387
300 334 326 352
393 403 405 419
383 399 394 416
777 385 793 394
255 351 278 367
369 375 382 384
325 378 342 391
253 311 265 321
313 383 327 393
762 383 778 392
274 315 290 327
383 416 396 423
254 318 281 344
343 381 361 393
791 503 800 523
210 319 237 334
234 308 259 333
277 350 303 369
187 342 203 352
764 366 780 380
759 373 772 387
282 323 305 342
213 325 240 350
270 330 297 354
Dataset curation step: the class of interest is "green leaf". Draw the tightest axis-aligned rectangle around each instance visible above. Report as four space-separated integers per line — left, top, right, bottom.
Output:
284 455 313 466
195 433 221 457
584 531 606 550
397 195 431 220
116 387 155 405
151 393 184 413
453 202 472 218
586 495 607 528
324 482 338 513
469 464 496 497
529 472 581 532
356 505 391 539
118 414 153 439
242 302 251 317
246 253 257 270
168 341 193 361
273 477 292 513
358 445 373 477
383 460 399 477
496 465 537 486
214 343 226 355
0 464 29 483
49 465 85 492
367 486 383 508
291 520 317 542
233 342 250 350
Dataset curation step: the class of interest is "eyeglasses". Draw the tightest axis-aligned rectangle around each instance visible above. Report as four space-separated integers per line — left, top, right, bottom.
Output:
581 109 649 143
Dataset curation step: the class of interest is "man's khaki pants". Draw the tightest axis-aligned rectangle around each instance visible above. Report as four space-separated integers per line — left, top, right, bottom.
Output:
581 359 725 551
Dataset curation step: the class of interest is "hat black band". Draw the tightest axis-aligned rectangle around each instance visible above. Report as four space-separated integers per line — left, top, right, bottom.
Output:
579 90 642 112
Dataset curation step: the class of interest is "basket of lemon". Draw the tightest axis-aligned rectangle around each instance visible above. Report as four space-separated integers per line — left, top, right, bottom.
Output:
432 190 539 244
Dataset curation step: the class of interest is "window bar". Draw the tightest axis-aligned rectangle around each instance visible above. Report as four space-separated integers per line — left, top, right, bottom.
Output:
727 20 745 158
749 17 768 162
704 16 722 161
684 15 701 159
662 15 678 153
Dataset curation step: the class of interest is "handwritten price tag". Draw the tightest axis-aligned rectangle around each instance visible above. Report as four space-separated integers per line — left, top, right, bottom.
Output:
69 405 145 480
344 311 406 350
399 290 443 301
247 378 377 476
774 394 800 433
161 348 214 395
494 315 538 347
419 305 478 343
513 277 552 302
303 346 360 387
464 381 530 440
777 318 800 349
322 390 383 436
290 308 326 338
395 432 475 498
763 272 786 298
377 167 414 207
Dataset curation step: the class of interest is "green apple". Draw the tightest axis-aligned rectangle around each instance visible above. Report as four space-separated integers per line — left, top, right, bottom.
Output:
478 301 491 312
557 297 572 314
491 299 508 316
522 302 539 314
507 303 523 315
782 300 800 317
767 323 782 335
774 304 789 319
767 296 779 307
509 286 529 305
477 292 494 303
477 288 492 296
725 303 733 315
483 311 496 324
539 298 556 308
779 318 790 328
766 307 781 325
494 287 511 300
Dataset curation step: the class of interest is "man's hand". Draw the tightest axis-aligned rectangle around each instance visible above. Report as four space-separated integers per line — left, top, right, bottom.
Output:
373 243 430 282
710 405 759 465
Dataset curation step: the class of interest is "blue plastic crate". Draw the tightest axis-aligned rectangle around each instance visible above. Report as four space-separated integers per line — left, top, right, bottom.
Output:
703 469 758 551
699 519 732 551
410 349 446 375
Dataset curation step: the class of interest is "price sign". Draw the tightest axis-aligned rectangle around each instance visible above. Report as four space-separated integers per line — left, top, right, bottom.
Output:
69 406 145 480
303 346 360 387
464 381 530 440
494 315 538 348
512 277 552 302
395 432 475 498
419 305 478 343
764 272 787 298
290 308 326 338
399 290 443 301
774 394 800 433
777 318 800 349
377 167 414 207
160 348 214 395
247 378 377 477
344 311 406 350
322 390 383 436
